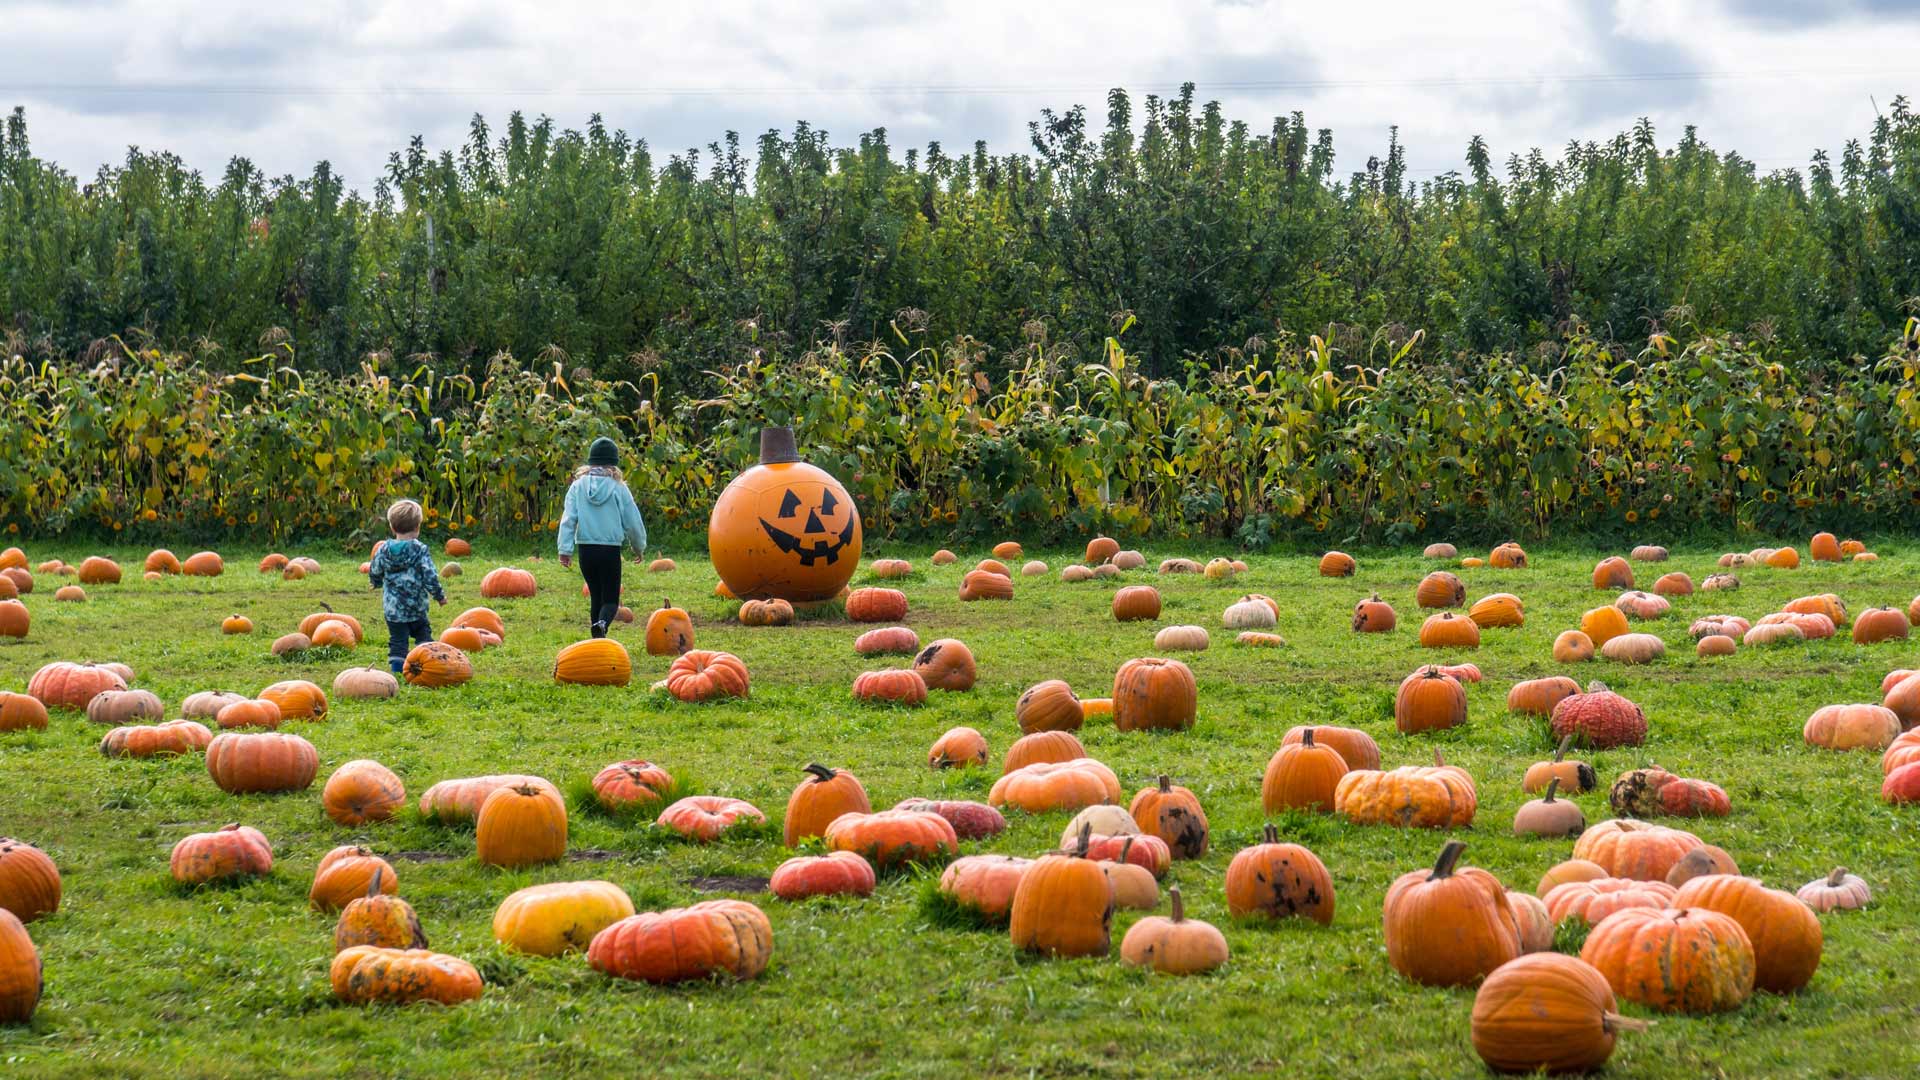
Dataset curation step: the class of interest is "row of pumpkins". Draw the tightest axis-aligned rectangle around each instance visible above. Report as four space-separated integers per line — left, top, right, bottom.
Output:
1 535 1913 1073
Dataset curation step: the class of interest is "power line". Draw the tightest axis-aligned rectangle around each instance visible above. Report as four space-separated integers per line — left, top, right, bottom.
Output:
0 68 1909 99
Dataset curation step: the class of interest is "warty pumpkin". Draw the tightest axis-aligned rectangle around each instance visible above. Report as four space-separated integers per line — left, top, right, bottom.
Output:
1672 875 1822 993
1550 682 1647 749
1580 906 1754 1013
331 946 483 1005
333 867 425 952
1382 841 1522 986
894 798 1006 841
1224 823 1334 924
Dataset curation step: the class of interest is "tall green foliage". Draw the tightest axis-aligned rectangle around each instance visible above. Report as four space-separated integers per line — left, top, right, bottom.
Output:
7 321 1918 544
3 92 1918 375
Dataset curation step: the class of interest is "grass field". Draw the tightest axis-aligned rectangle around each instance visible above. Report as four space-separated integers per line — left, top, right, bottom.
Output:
3 541 1919 1079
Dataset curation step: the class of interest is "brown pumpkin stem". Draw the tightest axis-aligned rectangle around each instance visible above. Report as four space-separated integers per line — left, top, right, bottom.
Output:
1261 823 1279 845
1168 885 1186 922
1601 1013 1652 1034
1302 728 1316 748
1430 840 1467 879
662 597 673 611
1118 835 1135 861
1074 821 1092 858
1432 748 1446 768
1370 593 1382 601
366 865 385 898
1554 733 1573 762
1542 777 1560 803
1157 774 1172 794
802 762 837 783
320 602 334 613
1827 867 1848 886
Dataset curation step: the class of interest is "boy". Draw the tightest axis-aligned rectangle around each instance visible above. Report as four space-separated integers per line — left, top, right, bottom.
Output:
368 499 446 673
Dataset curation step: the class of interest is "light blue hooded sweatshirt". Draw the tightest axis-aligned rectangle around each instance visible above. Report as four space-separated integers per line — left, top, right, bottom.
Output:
557 468 648 554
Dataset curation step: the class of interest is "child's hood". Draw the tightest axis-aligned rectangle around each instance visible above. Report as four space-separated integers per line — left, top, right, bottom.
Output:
383 538 430 570
578 473 625 506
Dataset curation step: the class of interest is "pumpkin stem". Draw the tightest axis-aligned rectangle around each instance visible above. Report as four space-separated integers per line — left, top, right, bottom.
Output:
1157 774 1172 794
1118 835 1135 862
1430 840 1467 879
1169 885 1186 922
1074 821 1092 858
1262 823 1279 845
320 602 334 613
802 762 837 783
1543 777 1560 803
1554 733 1572 761
1302 728 1316 748
1601 1013 1652 1035
366 865 384 898
662 597 673 611
1827 866 1848 886
1432 748 1446 768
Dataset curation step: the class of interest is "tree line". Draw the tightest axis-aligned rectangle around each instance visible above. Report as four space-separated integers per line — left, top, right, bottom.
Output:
2 88 1917 382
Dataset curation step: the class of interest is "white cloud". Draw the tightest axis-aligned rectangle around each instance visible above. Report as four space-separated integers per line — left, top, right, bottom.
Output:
2 0 1913 188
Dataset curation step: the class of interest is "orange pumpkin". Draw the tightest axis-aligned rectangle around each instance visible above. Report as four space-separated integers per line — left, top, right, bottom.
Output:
588 899 773 983
1224 823 1334 924
845 587 907 623
418 774 559 823
205 732 318 794
1416 571 1466 609
323 760 406 825
98 719 211 758
1008 827 1113 957
1508 676 1581 717
1489 542 1528 568
1110 585 1162 622
1111 657 1196 732
738 597 794 626
0 692 48 733
665 650 750 701
1468 593 1524 629
822 809 957 869
1127 775 1209 859
769 851 877 900
259 679 328 721
1572 819 1702 881
475 784 569 867
403 642 472 688
554 638 633 687
1279 724 1379 771
449 606 506 639
1382 841 1521 986
1015 680 1083 733
1261 728 1348 812
854 626 919 655
330 946 483 1005
214 698 282 731
851 668 928 705
1395 666 1468 733
1318 551 1356 577
1351 593 1397 633
958 569 1013 601
1003 730 1087 774
1579 907 1754 1013
1544 877 1677 926
309 846 398 911
927 726 990 769
478 566 538 599
1579 605 1631 646
784 763 871 846
1672 875 1822 993
0 839 60 923
1417 612 1481 648
590 760 673 812
912 639 976 691
1470 953 1642 1074
1852 606 1910 645
1591 556 1634 590
1335 750 1477 828
170 823 273 884
989 760 1120 813
655 796 766 841
182 551 224 577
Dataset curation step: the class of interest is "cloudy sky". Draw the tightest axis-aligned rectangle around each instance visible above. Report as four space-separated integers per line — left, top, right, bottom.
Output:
4 0 1915 191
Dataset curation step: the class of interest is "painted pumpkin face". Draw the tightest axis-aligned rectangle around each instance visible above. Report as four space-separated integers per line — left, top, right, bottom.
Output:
711 460 862 602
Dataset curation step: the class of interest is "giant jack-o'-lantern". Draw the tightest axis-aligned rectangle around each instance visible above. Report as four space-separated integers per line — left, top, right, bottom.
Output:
709 428 863 602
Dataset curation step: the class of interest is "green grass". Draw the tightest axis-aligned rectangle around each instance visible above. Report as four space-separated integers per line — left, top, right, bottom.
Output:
3 542 1919 1078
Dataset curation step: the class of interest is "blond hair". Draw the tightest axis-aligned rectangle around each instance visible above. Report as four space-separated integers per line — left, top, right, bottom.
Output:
573 464 625 482
386 499 423 538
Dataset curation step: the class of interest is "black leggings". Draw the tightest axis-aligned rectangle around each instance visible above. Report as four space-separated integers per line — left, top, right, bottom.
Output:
578 544 623 636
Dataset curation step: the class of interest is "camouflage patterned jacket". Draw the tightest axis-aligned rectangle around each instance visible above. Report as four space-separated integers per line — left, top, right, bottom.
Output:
368 538 444 622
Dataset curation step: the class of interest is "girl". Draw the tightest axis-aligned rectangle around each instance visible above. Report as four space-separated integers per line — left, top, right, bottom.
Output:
558 436 648 637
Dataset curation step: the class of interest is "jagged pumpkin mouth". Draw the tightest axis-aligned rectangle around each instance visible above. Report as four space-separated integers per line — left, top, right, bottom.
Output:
758 490 856 566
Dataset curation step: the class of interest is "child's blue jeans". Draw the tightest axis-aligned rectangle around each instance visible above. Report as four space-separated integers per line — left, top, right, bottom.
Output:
387 618 433 673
